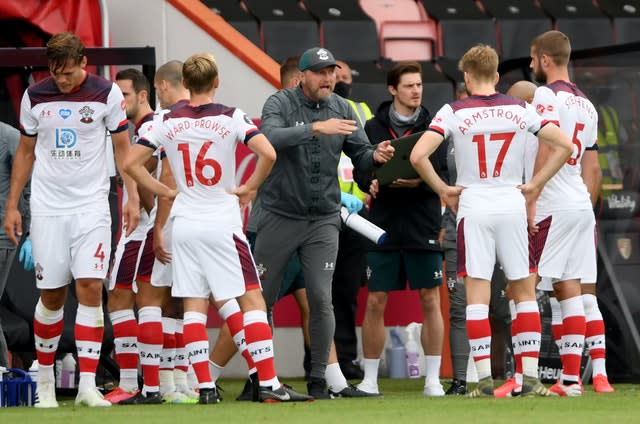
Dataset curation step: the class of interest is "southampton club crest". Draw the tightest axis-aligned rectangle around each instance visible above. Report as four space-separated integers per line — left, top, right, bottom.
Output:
79 105 95 123
617 238 632 260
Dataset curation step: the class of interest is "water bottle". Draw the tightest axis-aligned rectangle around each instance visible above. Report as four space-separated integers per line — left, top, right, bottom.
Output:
405 323 421 379
28 360 39 383
385 327 408 378
60 354 76 389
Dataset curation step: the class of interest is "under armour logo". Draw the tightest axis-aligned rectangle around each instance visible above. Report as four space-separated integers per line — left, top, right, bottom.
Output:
324 262 335 271
433 270 443 280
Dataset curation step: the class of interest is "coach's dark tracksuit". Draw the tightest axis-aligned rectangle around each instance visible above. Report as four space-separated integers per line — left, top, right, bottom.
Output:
254 85 377 381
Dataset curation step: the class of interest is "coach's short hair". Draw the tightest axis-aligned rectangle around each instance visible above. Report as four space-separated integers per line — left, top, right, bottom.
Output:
531 30 571 67
458 45 499 82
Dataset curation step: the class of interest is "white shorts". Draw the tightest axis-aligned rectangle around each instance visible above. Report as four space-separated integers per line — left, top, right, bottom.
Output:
457 212 531 281
31 212 111 289
150 219 173 288
170 216 261 300
534 210 597 290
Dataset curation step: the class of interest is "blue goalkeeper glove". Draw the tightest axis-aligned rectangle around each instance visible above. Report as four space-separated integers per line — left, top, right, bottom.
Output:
340 192 363 214
19 237 34 271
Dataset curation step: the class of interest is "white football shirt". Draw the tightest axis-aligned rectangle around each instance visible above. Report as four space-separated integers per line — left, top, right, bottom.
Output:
139 103 260 223
428 93 547 217
20 73 128 216
531 81 597 216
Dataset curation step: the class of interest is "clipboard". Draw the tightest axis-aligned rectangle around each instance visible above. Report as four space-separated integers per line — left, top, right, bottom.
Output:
375 131 425 185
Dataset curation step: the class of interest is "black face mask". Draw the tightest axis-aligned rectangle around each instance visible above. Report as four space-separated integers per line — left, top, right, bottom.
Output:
334 81 352 99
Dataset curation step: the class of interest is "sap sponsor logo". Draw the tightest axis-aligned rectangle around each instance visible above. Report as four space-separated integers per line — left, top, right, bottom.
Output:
59 108 72 119
79 105 95 123
140 351 160 359
607 193 636 212
250 346 272 357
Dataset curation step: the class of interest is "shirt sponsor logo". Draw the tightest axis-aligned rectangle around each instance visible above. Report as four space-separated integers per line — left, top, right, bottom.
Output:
53 128 81 160
55 128 77 148
536 104 546 114
39 109 53 119
59 108 72 119
79 105 95 123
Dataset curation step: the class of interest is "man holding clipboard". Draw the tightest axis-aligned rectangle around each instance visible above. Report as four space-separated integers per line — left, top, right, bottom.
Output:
353 62 448 397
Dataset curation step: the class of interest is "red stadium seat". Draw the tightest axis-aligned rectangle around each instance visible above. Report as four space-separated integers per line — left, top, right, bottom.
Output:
380 20 436 61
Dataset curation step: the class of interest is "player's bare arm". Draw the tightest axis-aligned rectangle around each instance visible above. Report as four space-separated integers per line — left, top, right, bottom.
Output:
124 144 177 209
112 130 141 236
231 134 276 208
410 131 459 200
137 156 158 214
152 156 175 265
581 150 602 207
2 134 36 245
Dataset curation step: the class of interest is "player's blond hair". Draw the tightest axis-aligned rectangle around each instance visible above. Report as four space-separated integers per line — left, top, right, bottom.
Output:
183 53 218 94
531 30 571 66
458 45 499 83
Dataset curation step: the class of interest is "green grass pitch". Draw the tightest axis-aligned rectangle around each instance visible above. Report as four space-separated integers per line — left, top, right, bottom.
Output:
2 379 638 424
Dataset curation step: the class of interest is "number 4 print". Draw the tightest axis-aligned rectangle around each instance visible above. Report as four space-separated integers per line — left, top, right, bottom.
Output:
94 242 105 262
472 132 515 178
177 141 222 187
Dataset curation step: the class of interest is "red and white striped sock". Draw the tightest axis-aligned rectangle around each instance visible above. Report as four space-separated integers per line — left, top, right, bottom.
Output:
508 300 523 387
34 299 64 382
173 319 189 387
138 306 163 394
218 299 256 374
75 304 105 392
549 296 563 353
583 294 607 376
183 311 214 389
109 309 139 392
559 296 585 384
515 300 541 378
244 310 279 388
466 304 491 380
160 317 177 394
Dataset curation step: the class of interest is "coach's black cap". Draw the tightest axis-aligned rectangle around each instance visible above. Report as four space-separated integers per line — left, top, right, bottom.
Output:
298 47 342 72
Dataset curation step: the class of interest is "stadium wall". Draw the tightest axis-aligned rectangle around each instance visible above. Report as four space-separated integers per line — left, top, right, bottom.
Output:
105 0 278 118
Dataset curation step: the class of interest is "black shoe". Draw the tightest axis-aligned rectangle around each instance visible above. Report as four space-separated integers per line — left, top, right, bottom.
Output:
303 345 311 381
340 362 364 380
259 384 314 403
307 378 332 400
445 379 467 396
119 391 164 405
215 383 224 402
199 387 221 404
235 372 259 402
330 383 382 398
